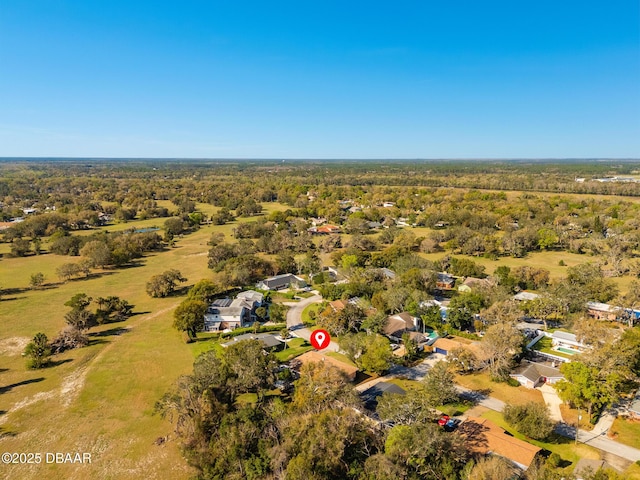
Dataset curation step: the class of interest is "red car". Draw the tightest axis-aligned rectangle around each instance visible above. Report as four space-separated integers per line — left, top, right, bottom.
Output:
437 415 450 426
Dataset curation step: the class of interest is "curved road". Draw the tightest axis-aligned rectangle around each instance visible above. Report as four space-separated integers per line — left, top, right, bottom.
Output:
283 294 339 352
283 295 640 462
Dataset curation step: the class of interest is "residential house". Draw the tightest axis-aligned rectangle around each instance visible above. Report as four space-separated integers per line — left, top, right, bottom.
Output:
379 268 396 280
436 273 456 290
551 331 588 354
384 312 421 343
307 224 341 234
256 273 307 291
432 336 483 358
204 301 249 332
458 277 494 293
419 299 448 321
361 381 406 410
203 290 264 331
294 351 358 381
586 302 620 321
509 360 564 389
328 299 349 313
221 333 283 351
513 291 541 302
235 290 264 321
458 417 542 471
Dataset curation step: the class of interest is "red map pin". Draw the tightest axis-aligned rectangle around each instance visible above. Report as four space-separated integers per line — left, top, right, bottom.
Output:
310 329 331 350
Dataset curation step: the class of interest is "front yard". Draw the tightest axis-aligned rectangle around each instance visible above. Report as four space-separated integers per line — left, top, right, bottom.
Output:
609 417 640 450
455 371 545 405
274 337 313 362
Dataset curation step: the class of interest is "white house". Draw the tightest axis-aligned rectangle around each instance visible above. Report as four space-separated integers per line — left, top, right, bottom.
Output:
551 331 589 354
203 290 264 331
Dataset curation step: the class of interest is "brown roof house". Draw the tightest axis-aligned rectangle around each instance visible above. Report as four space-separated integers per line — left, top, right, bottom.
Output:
294 351 358 381
384 312 424 343
586 302 620 321
458 417 542 471
458 277 494 293
436 273 456 290
432 336 481 357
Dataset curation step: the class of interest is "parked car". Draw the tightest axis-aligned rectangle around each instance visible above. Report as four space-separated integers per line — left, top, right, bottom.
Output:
444 418 460 431
437 415 450 426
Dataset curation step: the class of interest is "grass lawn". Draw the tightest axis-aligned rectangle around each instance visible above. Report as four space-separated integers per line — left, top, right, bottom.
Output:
531 336 574 360
625 462 640 480
301 302 323 324
189 337 225 358
275 338 313 362
609 417 640 450
480 410 601 468
437 401 472 417
560 404 595 431
0 203 292 479
454 372 545 405
326 351 358 367
387 378 421 391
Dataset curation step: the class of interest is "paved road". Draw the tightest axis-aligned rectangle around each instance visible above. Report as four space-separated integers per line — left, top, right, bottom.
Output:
361 352 640 463
284 294 339 352
283 294 640 463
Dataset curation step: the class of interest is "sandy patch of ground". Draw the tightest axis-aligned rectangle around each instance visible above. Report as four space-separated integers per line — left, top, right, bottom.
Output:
0 390 58 424
0 336 30 356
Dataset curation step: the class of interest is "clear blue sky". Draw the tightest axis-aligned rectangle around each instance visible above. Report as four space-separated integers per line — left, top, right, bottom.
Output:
1 1 638 158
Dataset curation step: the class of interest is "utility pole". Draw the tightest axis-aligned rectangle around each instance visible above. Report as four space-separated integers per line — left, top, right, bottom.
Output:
575 406 581 445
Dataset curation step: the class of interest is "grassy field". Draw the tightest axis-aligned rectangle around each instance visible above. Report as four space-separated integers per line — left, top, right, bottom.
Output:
560 404 595 431
274 338 313 362
325 351 357 367
454 372 545 405
0 203 292 480
609 417 640 450
301 302 323 324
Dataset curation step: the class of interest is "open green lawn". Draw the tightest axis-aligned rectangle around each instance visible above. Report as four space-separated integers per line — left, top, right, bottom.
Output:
301 302 323 324
454 372 545 405
275 338 313 362
325 351 358 367
532 336 574 359
610 417 640 450
189 336 225 358
418 249 637 295
419 250 593 279
0 203 292 480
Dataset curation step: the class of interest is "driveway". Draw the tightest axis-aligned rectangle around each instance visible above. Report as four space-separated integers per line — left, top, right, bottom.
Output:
540 384 564 422
283 294 339 352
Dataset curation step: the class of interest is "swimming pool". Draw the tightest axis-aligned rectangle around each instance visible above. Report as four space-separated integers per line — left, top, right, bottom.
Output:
425 329 439 340
556 347 578 355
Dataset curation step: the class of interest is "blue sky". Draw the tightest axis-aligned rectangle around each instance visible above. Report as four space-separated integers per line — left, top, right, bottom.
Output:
1 1 638 158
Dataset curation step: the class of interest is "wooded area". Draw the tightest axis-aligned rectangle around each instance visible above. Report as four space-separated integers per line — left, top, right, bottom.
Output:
1 159 639 480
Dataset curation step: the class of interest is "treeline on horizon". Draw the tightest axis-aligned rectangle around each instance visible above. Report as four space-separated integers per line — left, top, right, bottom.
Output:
0 159 639 197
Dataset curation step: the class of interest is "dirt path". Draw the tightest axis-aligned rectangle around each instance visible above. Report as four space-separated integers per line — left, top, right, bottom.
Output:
2 304 180 420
